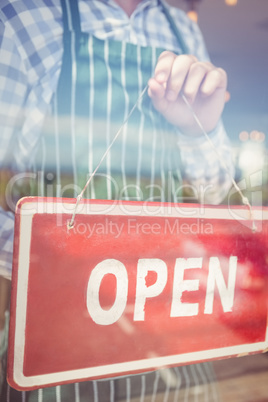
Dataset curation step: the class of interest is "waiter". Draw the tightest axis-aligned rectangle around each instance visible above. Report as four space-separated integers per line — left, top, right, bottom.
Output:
0 0 234 400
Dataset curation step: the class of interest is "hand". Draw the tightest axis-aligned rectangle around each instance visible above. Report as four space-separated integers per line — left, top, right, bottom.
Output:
148 51 227 136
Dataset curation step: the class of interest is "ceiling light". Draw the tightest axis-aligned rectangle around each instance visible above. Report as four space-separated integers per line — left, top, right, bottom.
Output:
187 10 198 22
224 91 231 103
225 0 238 6
239 131 249 142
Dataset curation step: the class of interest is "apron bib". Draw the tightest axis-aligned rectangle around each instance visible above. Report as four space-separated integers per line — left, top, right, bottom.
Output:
34 0 189 204
4 3 224 400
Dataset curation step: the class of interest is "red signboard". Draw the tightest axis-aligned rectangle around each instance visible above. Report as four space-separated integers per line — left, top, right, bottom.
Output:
8 197 268 390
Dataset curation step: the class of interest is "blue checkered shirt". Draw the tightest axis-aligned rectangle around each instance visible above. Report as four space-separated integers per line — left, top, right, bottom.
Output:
0 0 234 279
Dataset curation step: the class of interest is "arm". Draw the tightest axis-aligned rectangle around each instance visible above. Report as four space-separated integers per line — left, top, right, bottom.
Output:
148 15 234 203
0 16 27 280
0 2 63 275
0 208 14 280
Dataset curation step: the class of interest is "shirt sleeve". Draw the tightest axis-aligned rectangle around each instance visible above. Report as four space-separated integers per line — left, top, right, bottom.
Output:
0 16 28 170
0 9 49 279
0 208 14 280
0 16 23 279
177 120 234 204
0 4 62 278
0 2 63 172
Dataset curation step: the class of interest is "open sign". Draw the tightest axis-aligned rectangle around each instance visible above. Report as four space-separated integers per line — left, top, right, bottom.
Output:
8 197 268 390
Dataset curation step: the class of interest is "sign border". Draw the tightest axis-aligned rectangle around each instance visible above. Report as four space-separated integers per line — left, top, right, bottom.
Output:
8 197 268 390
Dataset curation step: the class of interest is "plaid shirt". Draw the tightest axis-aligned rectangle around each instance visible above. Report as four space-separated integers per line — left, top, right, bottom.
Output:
0 0 234 279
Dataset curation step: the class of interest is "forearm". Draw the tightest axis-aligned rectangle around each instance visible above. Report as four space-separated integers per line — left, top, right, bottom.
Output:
177 120 234 204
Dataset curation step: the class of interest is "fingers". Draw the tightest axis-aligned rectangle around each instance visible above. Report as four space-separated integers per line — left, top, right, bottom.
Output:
183 61 214 102
165 54 198 102
200 67 227 96
148 52 227 104
148 52 197 100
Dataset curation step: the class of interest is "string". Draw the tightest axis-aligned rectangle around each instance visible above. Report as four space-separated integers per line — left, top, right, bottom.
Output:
67 87 256 232
67 84 148 229
181 94 257 232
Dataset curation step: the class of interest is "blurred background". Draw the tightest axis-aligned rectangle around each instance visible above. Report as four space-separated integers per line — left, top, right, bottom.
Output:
169 0 268 205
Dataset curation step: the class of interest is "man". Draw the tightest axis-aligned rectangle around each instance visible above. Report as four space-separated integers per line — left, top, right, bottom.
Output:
0 0 234 400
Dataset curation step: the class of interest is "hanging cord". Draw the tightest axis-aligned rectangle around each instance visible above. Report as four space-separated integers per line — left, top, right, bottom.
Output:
67 84 148 229
181 94 256 232
67 86 256 232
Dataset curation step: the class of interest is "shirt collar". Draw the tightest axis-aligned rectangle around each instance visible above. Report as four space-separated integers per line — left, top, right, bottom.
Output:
102 0 160 11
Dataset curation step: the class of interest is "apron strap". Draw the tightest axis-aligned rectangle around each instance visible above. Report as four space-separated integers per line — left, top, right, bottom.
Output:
60 0 82 35
159 0 189 54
